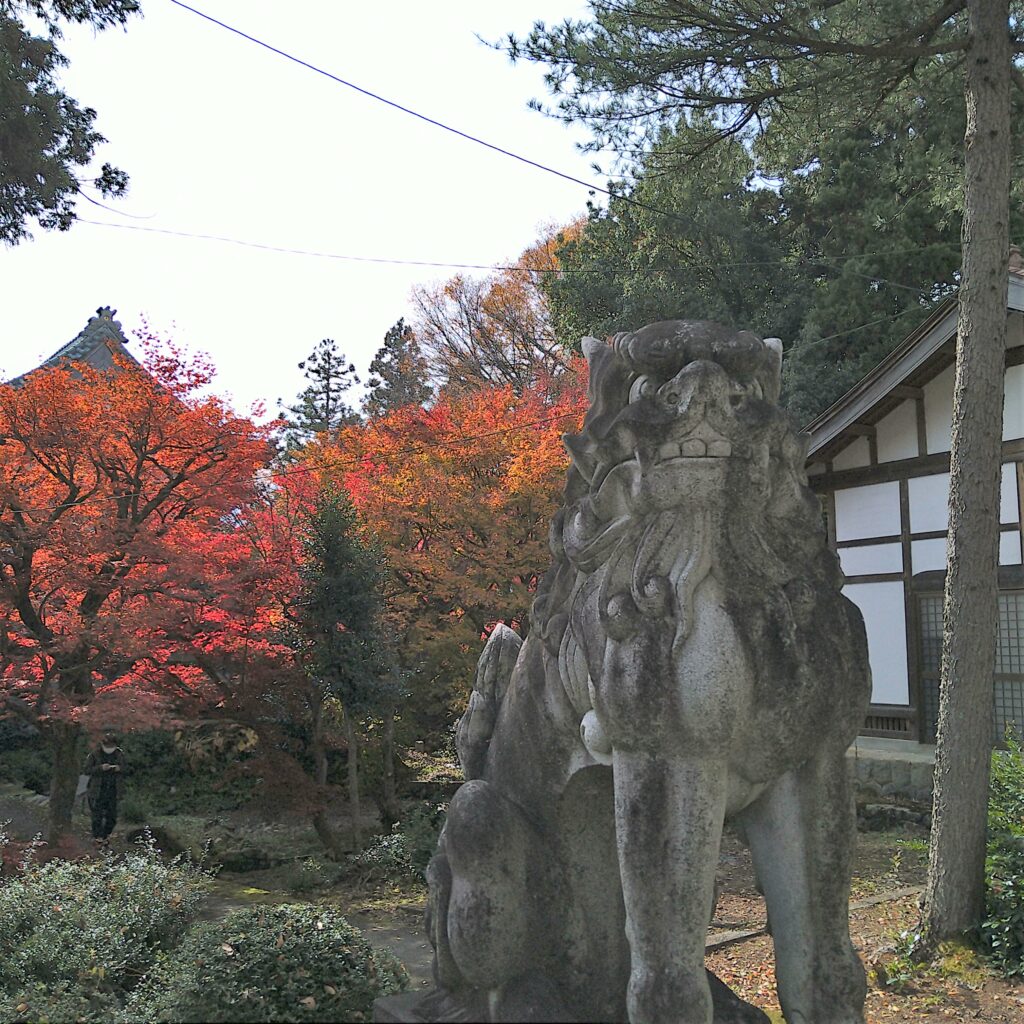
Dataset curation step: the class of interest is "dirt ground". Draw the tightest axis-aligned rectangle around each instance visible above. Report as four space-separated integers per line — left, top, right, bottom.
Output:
706 827 1024 1022
5 790 1023 1022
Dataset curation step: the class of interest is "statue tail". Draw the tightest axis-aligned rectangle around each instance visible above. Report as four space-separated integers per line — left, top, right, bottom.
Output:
455 624 523 780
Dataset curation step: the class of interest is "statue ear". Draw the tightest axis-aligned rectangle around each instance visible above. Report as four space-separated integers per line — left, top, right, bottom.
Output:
581 336 606 364
760 337 783 404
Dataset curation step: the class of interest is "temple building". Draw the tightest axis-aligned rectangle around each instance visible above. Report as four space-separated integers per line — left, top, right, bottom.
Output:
805 269 1024 745
10 307 137 386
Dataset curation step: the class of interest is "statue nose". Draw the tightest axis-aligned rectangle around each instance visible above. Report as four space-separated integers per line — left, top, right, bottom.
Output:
657 359 729 411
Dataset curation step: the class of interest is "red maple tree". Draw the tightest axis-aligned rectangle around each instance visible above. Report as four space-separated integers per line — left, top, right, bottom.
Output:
0 337 272 839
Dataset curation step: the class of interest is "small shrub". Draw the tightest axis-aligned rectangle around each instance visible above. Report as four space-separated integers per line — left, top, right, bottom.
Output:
0 744 52 795
123 904 407 1022
350 802 445 882
351 831 413 881
981 733 1024 974
278 857 341 894
0 839 211 1022
120 790 155 825
401 802 446 874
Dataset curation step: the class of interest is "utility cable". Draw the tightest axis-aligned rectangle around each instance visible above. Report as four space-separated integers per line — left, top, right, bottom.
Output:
77 218 969 282
165 0 677 221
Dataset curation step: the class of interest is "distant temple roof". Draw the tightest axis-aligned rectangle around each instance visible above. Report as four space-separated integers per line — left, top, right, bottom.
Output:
10 307 140 386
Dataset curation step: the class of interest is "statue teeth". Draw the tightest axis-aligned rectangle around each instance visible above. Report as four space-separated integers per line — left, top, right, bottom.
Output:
658 441 682 460
707 440 732 457
680 438 707 457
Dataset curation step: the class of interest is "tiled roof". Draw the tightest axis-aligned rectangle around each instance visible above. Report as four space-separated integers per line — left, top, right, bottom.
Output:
10 307 140 386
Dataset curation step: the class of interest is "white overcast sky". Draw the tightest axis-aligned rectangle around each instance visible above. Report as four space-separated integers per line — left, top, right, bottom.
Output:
1 0 598 416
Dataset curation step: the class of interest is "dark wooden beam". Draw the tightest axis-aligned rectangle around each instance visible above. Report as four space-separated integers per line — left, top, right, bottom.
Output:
809 438 1024 493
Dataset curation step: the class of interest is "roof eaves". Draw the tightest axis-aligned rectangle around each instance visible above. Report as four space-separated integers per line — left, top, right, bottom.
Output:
804 296 959 457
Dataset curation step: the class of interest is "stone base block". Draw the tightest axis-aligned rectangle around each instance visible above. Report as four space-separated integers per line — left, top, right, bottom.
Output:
373 972 770 1024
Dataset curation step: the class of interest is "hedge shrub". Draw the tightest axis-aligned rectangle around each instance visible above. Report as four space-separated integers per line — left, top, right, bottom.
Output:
0 840 211 1022
981 734 1024 974
123 904 407 1022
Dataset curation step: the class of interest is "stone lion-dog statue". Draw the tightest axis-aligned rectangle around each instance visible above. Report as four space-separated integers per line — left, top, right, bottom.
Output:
420 322 872 1024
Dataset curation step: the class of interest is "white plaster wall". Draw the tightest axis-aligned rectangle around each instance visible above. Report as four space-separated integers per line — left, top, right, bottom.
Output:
910 526 1019 570
832 436 871 471
1004 364 1024 442
924 364 955 454
908 473 950 534
834 481 901 541
876 400 918 463
843 581 910 704
912 537 947 573
1001 462 1019 524
1001 530 1023 565
839 543 904 577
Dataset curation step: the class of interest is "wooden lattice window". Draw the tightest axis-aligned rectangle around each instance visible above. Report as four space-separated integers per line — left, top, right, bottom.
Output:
919 590 1024 744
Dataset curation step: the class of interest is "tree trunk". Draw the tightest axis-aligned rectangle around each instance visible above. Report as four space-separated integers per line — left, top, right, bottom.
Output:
309 691 343 859
345 715 363 853
924 0 1011 945
380 709 399 831
46 719 83 844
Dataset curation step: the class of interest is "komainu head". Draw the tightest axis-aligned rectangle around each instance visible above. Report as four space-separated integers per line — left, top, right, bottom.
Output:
533 321 844 664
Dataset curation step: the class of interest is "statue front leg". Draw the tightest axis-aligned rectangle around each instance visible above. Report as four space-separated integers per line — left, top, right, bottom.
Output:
613 749 728 1024
738 750 865 1024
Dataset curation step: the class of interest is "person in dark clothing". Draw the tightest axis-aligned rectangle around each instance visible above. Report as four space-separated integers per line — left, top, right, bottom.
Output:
84 731 125 846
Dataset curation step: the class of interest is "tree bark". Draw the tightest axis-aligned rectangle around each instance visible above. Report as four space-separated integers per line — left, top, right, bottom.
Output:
380 709 399 831
309 690 342 859
46 719 83 844
924 0 1011 945
345 715 363 852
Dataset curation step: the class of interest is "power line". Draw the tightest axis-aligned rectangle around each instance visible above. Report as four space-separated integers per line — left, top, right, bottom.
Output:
165 1 635 208
162 0 748 232
78 218 967 281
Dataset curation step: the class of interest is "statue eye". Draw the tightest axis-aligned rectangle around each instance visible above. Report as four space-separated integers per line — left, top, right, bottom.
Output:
628 376 654 403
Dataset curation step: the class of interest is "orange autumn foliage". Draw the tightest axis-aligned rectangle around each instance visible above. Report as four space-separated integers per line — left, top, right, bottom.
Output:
302 358 588 735
412 221 585 395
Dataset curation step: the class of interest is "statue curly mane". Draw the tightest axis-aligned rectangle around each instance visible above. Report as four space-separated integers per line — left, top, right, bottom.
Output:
531 321 850 721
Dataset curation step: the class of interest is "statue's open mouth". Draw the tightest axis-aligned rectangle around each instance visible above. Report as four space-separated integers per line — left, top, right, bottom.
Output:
655 421 732 460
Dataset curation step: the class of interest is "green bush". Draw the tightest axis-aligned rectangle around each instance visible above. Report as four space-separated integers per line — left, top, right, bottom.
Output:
123 904 407 1023
277 856 342 894
981 733 1024 974
119 789 156 825
121 729 256 816
0 839 211 1022
350 802 445 882
0 744 52 795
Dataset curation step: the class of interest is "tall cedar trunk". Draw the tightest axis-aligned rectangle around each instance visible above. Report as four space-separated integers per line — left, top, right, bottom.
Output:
47 719 82 844
924 0 1010 944
345 715 363 852
309 689 342 858
380 709 399 830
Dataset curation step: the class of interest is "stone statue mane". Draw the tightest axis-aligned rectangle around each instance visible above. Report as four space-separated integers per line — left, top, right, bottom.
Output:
413 321 872 1024
531 323 845 748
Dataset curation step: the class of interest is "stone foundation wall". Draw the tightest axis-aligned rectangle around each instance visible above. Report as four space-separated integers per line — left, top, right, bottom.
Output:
847 753 934 805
